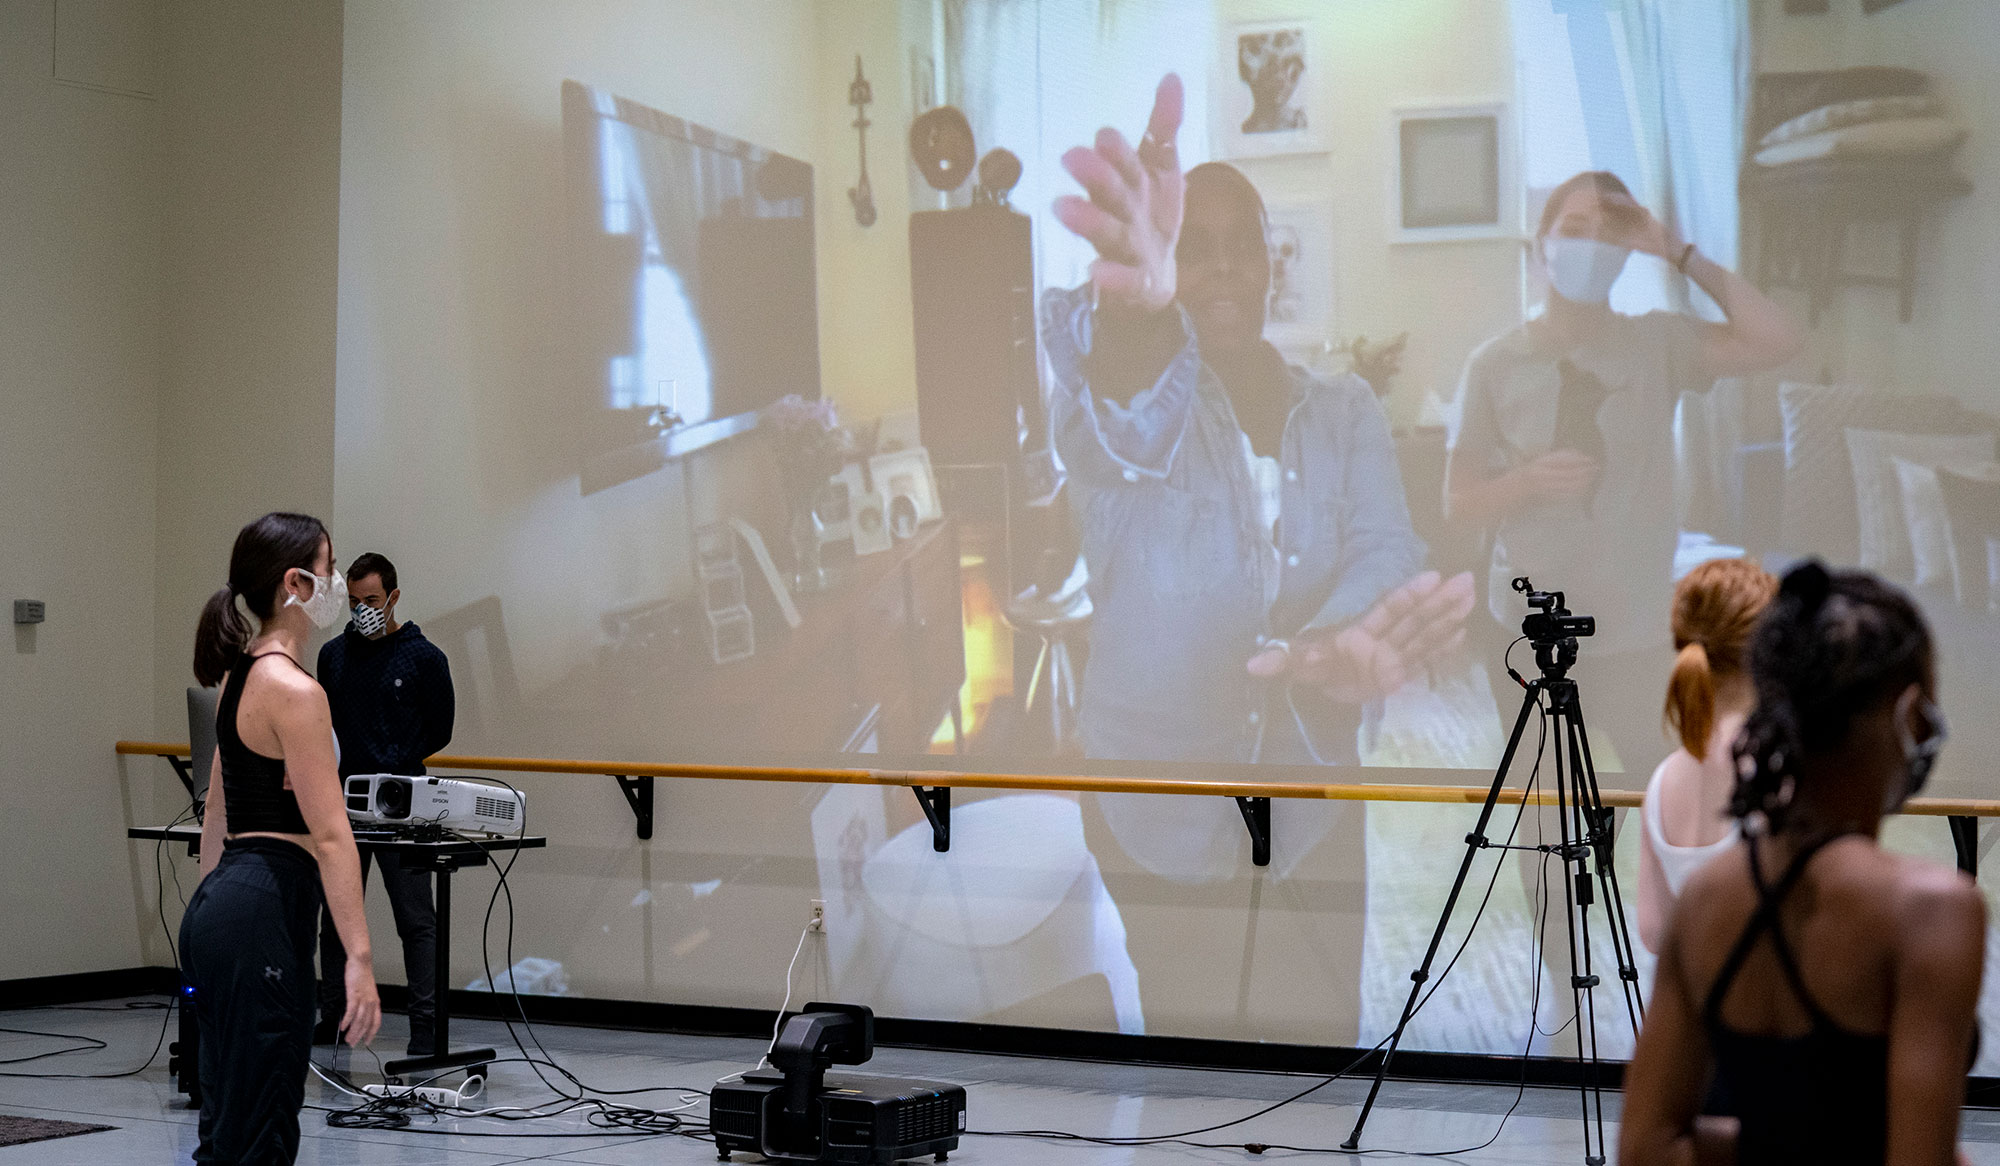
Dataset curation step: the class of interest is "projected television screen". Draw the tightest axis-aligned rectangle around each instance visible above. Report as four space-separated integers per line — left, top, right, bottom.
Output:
561 80 820 490
333 0 2000 1065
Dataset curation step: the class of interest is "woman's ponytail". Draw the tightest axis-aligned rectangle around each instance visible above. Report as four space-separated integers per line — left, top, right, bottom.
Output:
1663 640 1716 759
192 512 329 687
1662 558 1778 762
193 586 249 687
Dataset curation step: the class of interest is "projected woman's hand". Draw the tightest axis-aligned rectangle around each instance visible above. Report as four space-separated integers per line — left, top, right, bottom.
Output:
1052 73 1185 315
1247 571 1478 704
1600 189 1681 261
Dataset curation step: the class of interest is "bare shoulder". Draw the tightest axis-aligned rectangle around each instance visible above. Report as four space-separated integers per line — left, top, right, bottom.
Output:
1670 841 1753 939
1678 838 1746 897
1645 750 1701 813
252 657 330 719
1887 853 1985 936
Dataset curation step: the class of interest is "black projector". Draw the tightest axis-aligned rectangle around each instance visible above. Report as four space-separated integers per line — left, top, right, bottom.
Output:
711 1003 965 1164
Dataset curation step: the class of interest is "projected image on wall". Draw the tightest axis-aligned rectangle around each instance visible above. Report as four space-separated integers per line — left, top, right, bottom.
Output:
333 0 2000 1066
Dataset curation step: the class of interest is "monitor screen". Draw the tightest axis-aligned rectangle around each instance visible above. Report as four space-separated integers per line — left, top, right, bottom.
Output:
561 80 819 488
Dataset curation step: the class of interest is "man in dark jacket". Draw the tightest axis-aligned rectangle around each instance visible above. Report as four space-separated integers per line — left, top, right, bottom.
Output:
314 552 455 1056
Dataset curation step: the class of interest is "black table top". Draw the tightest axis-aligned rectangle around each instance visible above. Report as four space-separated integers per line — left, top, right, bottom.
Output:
129 824 546 858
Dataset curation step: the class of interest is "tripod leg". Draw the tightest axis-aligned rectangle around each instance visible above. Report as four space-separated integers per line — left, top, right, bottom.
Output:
1569 706 1646 1029
1340 680 1544 1152
1550 699 1606 1166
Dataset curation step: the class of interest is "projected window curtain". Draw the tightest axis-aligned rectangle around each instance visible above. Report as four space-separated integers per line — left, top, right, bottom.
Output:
947 0 1214 295
1611 0 1750 319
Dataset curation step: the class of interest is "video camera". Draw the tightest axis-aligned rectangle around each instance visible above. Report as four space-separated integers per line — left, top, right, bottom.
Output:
1513 577 1594 645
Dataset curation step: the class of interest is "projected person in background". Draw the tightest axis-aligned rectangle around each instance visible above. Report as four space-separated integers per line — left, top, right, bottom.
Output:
1044 72 1476 771
313 552 455 1057
183 513 380 1163
1446 170 1803 778
1635 557 1774 955
1622 562 1982 1166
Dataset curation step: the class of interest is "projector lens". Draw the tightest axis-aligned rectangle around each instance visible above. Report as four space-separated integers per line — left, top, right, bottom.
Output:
377 778 413 820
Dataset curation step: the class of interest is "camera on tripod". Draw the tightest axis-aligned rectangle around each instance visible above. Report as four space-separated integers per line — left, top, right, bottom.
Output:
1513 577 1595 644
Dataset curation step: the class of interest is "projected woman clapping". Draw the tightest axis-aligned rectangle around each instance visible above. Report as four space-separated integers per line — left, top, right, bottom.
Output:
1043 73 1476 775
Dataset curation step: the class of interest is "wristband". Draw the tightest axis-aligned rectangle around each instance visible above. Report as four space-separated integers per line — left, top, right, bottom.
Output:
1676 243 1698 275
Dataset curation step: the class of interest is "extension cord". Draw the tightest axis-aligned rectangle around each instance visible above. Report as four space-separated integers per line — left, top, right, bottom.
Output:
363 1077 484 1107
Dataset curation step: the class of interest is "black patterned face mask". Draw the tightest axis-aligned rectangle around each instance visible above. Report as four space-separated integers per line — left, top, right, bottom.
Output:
351 601 389 639
1891 691 1948 808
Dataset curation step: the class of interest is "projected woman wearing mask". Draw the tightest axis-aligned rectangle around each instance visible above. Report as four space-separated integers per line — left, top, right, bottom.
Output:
1446 171 1803 775
1043 74 1475 768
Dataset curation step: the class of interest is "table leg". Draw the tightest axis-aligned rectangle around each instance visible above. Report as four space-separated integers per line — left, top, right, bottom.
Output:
383 863 495 1082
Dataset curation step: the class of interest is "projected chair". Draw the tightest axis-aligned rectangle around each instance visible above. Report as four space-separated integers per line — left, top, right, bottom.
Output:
1001 553 1090 756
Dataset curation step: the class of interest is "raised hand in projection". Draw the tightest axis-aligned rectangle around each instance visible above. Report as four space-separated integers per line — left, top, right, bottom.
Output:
1247 570 1478 705
1051 73 1185 314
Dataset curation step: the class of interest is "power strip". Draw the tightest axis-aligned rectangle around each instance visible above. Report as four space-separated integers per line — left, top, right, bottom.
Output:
362 1078 484 1107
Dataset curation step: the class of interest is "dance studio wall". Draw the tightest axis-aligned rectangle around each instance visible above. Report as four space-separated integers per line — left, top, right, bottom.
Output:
0 0 164 981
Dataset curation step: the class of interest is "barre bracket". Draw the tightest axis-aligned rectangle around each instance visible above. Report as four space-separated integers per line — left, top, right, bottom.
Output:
1950 814 1979 876
912 786 950 852
1235 796 1271 867
613 775 655 841
166 755 197 802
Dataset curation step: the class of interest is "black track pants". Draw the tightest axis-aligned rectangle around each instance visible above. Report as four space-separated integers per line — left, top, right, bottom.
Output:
180 836 322 1165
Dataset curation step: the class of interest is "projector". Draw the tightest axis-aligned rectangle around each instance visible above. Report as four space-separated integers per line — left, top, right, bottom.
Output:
344 774 524 835
710 1003 965 1164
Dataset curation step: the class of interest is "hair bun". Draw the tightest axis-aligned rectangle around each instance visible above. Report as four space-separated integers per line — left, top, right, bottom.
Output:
1780 559 1832 614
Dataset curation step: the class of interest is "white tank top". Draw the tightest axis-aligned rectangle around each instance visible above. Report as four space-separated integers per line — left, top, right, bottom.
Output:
1642 711 1744 896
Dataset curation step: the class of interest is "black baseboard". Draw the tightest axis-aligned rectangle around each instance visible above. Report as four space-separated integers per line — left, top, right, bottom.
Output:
402 984 1610 1089
28 968 2000 1106
0 966 179 1007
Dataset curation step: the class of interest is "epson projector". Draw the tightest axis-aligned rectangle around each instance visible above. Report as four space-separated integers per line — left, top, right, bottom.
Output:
345 775 524 835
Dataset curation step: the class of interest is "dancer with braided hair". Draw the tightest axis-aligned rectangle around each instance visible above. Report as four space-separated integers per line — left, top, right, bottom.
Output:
1621 561 1981 1166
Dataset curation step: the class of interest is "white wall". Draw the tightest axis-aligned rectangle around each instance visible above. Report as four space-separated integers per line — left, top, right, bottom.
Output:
134 0 347 966
1753 0 2000 408
0 0 163 980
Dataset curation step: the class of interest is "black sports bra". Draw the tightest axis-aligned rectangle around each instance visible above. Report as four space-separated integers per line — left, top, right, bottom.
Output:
1702 832 1887 1165
215 651 311 836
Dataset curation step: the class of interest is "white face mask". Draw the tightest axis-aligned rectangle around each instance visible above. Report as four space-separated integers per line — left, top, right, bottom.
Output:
351 601 388 639
1543 236 1632 305
285 570 349 630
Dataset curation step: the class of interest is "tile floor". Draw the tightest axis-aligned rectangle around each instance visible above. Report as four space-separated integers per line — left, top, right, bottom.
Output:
6 999 2000 1163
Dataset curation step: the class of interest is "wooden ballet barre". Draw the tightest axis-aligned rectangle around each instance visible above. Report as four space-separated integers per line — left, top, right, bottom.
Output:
114 740 1999 873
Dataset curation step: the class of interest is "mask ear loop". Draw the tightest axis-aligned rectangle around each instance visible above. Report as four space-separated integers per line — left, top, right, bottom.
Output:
281 567 321 611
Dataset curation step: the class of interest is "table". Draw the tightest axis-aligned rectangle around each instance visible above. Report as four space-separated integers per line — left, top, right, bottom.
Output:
131 824 547 1089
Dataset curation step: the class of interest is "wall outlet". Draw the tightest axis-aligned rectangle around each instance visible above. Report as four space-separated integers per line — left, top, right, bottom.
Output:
808 899 825 934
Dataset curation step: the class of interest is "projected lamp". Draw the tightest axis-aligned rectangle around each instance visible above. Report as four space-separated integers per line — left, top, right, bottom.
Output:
710 1002 965 1164
973 148 1021 207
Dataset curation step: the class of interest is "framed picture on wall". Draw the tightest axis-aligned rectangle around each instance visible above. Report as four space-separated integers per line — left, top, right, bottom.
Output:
1390 103 1514 243
1263 202 1337 351
1216 20 1325 157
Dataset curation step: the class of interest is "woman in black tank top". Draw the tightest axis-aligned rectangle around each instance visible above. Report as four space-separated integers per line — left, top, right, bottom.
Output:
180 512 381 1164
1621 563 1983 1166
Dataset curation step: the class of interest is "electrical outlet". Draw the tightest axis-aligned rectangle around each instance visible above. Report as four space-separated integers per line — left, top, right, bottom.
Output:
808 899 826 934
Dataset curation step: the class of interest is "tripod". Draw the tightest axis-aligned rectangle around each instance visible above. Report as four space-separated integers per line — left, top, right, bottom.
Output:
1341 629 1645 1165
